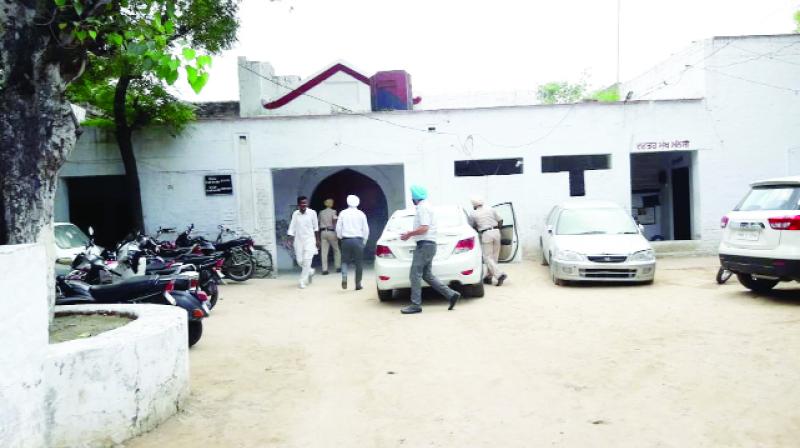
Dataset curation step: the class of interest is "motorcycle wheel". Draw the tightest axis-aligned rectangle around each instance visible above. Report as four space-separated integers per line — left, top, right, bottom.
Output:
204 282 219 310
716 267 733 284
188 320 203 347
223 249 255 282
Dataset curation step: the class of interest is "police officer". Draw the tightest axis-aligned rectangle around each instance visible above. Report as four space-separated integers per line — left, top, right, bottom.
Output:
318 198 341 275
469 197 508 286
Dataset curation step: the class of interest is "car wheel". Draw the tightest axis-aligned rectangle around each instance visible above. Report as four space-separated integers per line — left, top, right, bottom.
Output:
736 274 778 293
466 282 485 298
550 262 564 286
540 240 548 266
377 288 392 302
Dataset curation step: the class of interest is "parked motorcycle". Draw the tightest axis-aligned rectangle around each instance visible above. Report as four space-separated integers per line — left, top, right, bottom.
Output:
56 274 209 347
170 224 255 282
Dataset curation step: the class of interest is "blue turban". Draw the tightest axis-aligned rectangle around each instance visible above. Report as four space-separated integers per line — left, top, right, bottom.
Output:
410 184 428 201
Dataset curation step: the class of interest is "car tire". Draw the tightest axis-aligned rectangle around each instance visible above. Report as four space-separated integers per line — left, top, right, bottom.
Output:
466 282 485 298
377 288 392 302
736 273 779 292
540 240 548 266
550 262 564 286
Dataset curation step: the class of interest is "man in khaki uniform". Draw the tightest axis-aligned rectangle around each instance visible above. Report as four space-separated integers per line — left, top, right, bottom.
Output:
318 198 341 275
469 197 508 286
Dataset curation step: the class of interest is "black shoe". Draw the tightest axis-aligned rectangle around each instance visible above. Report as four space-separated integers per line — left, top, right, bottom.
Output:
496 274 507 287
401 305 422 314
322 271 329 275
483 277 492 285
341 279 347 290
448 292 461 310
355 284 363 291
336 268 341 273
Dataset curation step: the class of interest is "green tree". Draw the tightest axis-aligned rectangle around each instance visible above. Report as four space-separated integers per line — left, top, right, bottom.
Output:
795 10 800 32
536 81 587 105
67 0 239 232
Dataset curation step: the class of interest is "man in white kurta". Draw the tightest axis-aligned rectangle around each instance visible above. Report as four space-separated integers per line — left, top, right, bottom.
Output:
287 196 319 288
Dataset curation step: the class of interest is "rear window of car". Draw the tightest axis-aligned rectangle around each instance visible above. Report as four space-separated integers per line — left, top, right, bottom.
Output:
735 186 800 211
54 224 89 250
386 208 464 233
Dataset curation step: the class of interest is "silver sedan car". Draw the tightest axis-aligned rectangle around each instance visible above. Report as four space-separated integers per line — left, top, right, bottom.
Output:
541 200 656 285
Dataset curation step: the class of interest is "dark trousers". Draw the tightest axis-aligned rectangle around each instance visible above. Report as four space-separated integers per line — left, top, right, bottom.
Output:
410 241 456 306
341 237 364 286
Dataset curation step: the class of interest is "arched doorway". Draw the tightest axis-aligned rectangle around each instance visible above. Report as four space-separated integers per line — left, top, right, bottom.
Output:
310 169 389 263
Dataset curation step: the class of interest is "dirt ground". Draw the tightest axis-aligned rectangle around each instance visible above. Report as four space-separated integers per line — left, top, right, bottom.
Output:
125 257 800 448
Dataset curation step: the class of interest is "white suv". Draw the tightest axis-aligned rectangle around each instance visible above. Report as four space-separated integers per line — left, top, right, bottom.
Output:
719 176 800 292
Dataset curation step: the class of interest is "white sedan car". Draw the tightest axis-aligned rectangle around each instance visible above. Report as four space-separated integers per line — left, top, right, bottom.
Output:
541 200 656 285
374 205 485 301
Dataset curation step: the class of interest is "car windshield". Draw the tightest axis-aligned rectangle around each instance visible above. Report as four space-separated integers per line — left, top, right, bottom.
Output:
735 186 800 211
386 208 463 233
556 208 639 235
54 224 90 249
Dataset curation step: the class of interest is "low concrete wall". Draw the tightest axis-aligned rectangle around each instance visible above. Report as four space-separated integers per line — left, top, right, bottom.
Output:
44 304 190 448
0 244 48 448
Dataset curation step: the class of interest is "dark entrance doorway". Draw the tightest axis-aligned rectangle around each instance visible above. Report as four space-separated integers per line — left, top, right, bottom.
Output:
66 175 134 247
310 169 389 264
629 151 694 241
671 167 691 240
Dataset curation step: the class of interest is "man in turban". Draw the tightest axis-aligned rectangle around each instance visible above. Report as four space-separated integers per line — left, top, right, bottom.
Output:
336 195 369 290
399 185 461 314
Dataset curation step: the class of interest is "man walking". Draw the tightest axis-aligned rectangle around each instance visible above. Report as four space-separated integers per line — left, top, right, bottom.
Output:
469 197 508 286
287 196 319 289
399 185 461 314
336 195 369 290
318 198 341 275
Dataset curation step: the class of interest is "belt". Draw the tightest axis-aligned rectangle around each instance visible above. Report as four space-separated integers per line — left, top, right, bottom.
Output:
342 236 363 240
478 226 500 233
321 227 335 231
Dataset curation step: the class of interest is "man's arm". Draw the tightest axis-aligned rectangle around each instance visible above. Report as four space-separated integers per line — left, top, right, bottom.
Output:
335 212 343 239
400 225 428 241
287 212 296 245
361 212 370 242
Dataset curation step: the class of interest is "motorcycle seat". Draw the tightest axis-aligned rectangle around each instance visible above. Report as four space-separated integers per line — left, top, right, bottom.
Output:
89 276 165 301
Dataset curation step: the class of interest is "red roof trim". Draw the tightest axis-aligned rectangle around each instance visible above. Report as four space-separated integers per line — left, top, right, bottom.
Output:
262 63 370 109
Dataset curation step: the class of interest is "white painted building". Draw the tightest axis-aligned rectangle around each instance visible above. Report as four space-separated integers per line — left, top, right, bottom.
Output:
57 33 800 271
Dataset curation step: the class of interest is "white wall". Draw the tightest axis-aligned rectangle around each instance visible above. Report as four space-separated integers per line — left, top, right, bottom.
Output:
66 98 714 263
0 244 48 448
44 304 189 448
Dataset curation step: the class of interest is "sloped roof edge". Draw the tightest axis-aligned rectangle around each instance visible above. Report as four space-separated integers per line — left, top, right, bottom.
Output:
262 62 370 110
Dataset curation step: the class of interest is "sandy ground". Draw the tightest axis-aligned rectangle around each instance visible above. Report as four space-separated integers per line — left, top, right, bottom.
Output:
125 257 800 448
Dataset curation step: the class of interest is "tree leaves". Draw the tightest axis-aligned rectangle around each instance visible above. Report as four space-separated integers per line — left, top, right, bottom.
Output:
182 47 196 61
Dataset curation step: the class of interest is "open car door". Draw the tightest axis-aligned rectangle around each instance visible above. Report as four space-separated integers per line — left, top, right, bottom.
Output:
493 202 519 263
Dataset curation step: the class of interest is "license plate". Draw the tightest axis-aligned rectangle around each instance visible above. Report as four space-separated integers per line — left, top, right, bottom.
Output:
735 231 760 241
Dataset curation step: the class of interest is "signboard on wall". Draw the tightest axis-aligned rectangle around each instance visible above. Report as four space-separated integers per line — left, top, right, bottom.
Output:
205 175 233 195
634 140 691 151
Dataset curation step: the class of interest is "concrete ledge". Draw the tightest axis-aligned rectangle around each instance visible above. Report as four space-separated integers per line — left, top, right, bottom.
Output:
44 304 189 448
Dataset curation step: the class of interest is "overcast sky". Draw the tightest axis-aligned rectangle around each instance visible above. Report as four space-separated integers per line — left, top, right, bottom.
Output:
174 0 799 102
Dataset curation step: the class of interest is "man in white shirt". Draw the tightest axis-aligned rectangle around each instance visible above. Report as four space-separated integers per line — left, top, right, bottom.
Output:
399 185 460 314
336 194 369 290
287 196 319 289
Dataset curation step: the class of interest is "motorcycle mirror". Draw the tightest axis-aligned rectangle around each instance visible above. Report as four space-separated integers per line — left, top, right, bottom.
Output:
88 226 94 236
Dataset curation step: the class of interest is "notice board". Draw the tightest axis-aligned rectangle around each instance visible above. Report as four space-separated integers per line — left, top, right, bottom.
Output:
205 175 233 195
